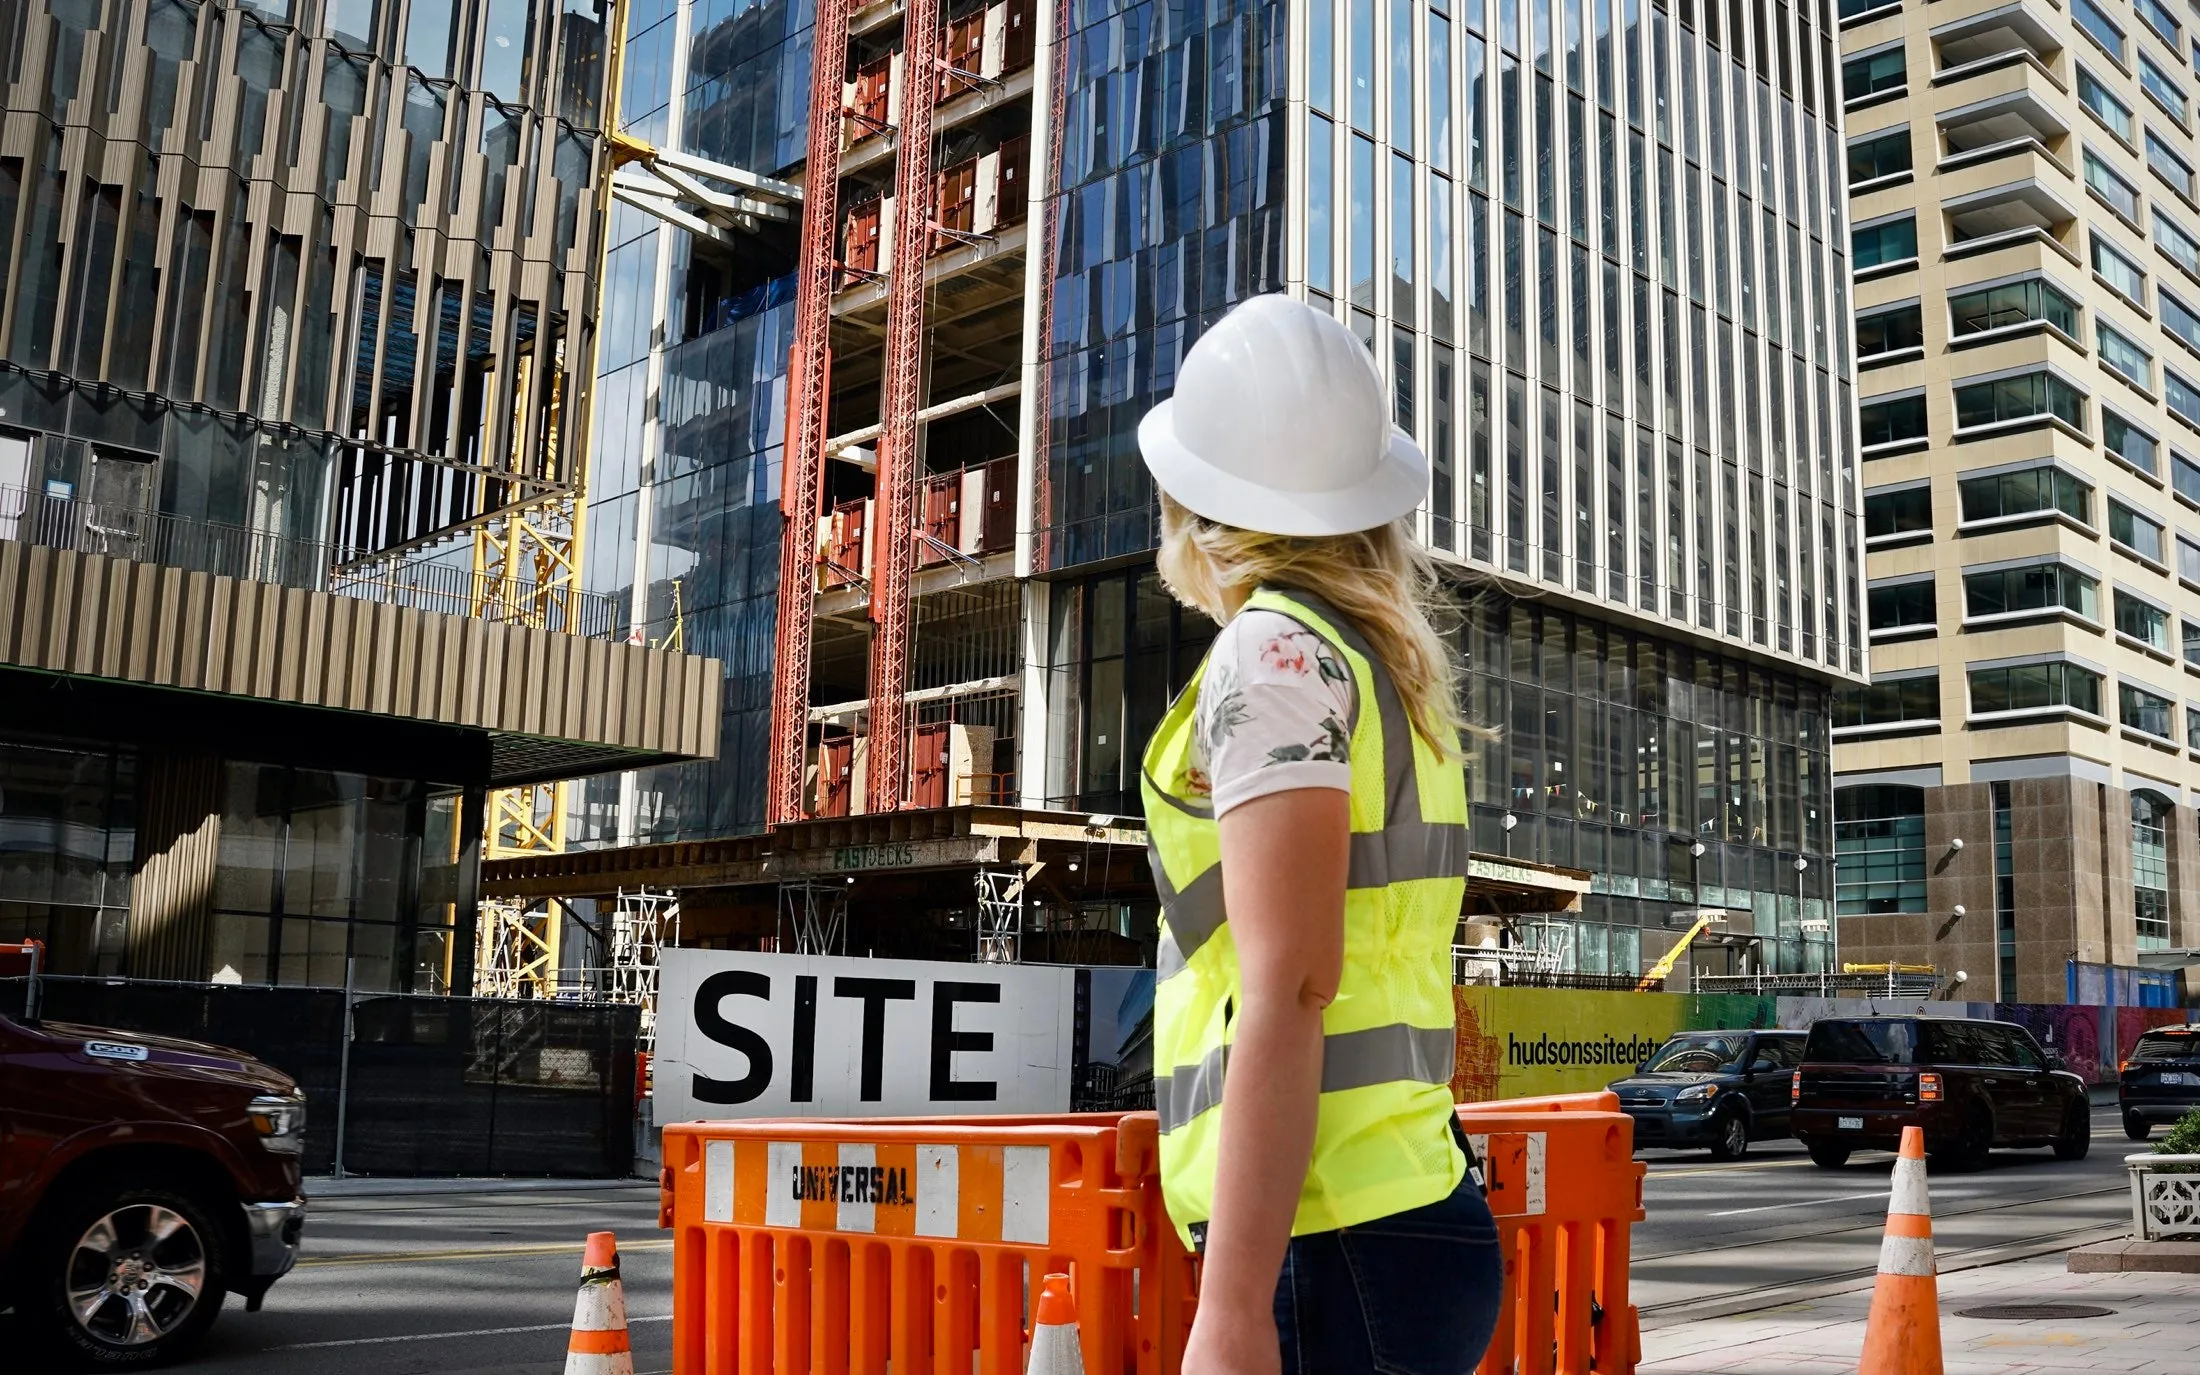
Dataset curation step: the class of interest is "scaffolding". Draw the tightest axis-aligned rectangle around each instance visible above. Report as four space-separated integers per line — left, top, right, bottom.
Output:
777 879 852 955
604 887 681 1052
975 866 1024 962
766 0 853 827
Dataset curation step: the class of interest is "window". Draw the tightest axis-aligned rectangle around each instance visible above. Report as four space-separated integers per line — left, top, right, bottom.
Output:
2186 616 2200 663
2170 369 2200 426
2110 498 2167 562
2140 0 2182 48
1967 660 2105 716
1842 49 1906 102
2182 535 2200 583
2118 590 2172 649
1848 129 1911 184
2144 56 2191 122
1835 675 1941 731
1953 371 2084 431
1948 277 2080 337
2101 321 2155 388
1835 785 1927 915
1853 216 1917 268
1837 0 1900 18
2134 792 2173 950
2122 680 2176 735
1856 302 1923 357
2105 410 2162 473
1963 563 2100 620
1865 485 1932 539
2082 68 2137 140
2094 233 2149 301
1958 465 2091 524
2075 0 2127 61
2162 213 2200 276
2150 130 2197 196
1859 393 1928 447
2087 151 2143 222
2165 290 2200 352
1869 580 1936 635
2177 451 2200 501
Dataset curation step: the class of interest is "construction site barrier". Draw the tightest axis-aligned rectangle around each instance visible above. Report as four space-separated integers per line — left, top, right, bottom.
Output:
661 1093 1644 1374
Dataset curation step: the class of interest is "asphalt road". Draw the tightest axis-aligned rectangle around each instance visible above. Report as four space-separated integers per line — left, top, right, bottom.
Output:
1633 1097 2135 1325
1 1101 2141 1371
5 1182 674 1375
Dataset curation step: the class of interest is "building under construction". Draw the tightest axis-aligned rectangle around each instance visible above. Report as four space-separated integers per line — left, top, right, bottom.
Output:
497 0 1872 978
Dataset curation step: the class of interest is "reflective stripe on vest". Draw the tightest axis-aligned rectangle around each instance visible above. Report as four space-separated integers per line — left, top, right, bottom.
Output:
1143 586 1469 1241
1155 1022 1459 1132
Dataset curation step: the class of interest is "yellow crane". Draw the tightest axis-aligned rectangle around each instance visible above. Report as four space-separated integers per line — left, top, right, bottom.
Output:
1637 913 1723 992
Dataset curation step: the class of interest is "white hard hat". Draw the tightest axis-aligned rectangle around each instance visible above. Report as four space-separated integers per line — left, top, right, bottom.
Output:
1137 294 1428 537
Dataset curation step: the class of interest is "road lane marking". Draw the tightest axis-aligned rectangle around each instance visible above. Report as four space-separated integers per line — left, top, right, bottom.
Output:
1707 1189 1889 1216
258 1314 673 1351
295 1238 676 1268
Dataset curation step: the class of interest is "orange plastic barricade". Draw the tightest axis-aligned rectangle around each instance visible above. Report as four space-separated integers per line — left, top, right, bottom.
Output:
662 1093 1641 1375
1458 1091 1646 1375
661 1113 1196 1375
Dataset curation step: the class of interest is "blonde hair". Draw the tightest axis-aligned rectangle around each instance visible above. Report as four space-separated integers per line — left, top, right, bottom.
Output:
1156 493 1465 753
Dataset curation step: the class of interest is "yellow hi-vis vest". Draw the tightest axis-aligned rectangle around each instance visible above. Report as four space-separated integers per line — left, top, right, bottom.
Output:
1141 587 1467 1245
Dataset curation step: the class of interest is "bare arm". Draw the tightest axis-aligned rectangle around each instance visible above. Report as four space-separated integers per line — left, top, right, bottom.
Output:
1182 786 1350 1375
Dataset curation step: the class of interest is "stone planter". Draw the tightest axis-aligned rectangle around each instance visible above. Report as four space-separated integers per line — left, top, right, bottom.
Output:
2127 1153 2200 1240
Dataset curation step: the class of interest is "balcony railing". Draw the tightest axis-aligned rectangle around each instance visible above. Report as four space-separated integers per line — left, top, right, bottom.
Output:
0 485 623 640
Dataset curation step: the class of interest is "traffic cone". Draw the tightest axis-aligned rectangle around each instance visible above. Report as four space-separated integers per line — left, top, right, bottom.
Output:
565 1231 634 1375
1858 1125 1943 1375
1026 1272 1086 1374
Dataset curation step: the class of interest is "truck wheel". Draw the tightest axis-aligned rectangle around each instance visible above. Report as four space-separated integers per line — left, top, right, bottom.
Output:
2052 1103 2091 1160
2125 1112 2153 1142
1932 1109 1993 1173
1709 1109 1750 1161
1806 1141 1850 1168
28 1181 230 1368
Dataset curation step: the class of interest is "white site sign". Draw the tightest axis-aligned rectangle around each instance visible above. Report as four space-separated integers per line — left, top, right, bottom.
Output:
655 948 1077 1122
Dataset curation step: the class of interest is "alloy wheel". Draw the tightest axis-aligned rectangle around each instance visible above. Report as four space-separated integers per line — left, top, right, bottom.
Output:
64 1203 207 1347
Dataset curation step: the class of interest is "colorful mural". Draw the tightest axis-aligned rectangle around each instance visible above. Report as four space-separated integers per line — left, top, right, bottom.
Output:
1451 987 2200 1102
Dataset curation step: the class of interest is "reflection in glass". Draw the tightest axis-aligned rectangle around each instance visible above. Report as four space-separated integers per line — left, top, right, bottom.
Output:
1350 133 1376 307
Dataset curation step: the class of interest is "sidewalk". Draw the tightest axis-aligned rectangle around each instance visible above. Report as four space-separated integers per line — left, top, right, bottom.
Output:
1638 1255 2200 1373
305 1174 656 1198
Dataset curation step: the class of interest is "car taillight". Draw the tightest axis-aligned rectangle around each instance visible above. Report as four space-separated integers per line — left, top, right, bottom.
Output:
1791 1075 1801 1104
2120 1059 2133 1074
1919 1072 1943 1102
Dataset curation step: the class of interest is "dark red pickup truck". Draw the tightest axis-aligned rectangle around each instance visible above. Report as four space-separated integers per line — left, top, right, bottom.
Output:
0 945 306 1366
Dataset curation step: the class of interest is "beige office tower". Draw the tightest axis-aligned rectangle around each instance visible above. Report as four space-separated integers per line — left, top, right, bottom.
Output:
1836 0 2200 1003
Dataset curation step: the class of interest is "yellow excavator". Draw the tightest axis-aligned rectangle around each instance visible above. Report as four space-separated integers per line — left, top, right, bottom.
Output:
1636 913 1723 992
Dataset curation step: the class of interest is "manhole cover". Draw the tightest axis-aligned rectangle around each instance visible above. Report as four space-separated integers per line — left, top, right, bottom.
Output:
1955 1303 2116 1321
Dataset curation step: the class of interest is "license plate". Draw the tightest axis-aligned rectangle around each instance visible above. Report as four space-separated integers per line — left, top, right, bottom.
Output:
2164 1072 2192 1086
1838 1116 1863 1130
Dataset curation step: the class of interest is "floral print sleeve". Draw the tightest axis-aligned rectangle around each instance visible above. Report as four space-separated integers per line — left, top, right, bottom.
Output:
1189 608 1357 816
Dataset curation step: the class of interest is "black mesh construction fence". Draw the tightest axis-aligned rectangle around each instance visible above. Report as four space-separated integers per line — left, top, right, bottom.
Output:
4 977 638 1177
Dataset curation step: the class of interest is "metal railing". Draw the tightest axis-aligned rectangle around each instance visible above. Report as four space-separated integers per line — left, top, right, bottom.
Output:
1692 969 1943 997
1 485 622 639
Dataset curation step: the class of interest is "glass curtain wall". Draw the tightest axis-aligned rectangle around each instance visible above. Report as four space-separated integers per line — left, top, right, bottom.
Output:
1270 0 1859 673
1041 0 1292 565
1045 578 1838 970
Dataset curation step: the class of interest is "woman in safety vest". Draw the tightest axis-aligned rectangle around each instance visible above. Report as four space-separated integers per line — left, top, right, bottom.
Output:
1136 293 1503 1374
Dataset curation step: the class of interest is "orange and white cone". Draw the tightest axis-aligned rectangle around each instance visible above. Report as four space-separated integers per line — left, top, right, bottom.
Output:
565 1231 634 1375
1026 1272 1086 1374
1859 1125 1942 1375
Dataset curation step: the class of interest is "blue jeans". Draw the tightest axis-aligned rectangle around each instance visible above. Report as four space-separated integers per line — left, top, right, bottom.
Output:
1271 1167 1504 1375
